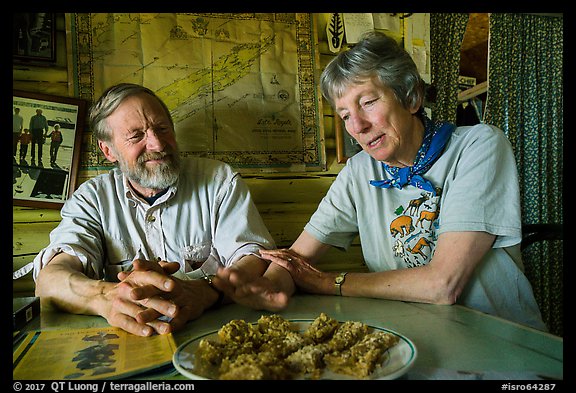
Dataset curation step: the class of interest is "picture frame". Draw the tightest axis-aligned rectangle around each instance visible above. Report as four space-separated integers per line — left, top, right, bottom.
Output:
335 116 362 163
13 13 56 63
13 90 87 209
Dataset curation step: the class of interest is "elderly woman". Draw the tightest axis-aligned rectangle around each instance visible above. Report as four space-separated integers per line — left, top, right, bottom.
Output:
224 31 545 331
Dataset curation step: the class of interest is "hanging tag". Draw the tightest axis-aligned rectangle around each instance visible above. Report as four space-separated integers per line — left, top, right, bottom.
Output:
326 13 344 53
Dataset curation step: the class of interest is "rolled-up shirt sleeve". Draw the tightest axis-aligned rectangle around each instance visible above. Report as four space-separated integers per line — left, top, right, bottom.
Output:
211 172 275 267
32 183 107 281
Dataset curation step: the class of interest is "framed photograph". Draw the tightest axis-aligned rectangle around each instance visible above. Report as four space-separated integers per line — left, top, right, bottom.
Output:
335 116 362 163
13 13 56 63
13 90 87 209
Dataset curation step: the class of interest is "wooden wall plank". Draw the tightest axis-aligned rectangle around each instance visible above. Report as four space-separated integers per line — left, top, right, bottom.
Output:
244 176 335 205
13 222 59 256
12 207 62 223
12 81 69 97
13 67 68 83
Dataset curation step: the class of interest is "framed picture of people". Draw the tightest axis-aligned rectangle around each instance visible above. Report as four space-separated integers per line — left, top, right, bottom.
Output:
13 13 56 63
13 90 87 209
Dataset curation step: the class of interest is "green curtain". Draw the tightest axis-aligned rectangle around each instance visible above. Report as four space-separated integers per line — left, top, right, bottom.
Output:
484 13 563 336
430 13 469 123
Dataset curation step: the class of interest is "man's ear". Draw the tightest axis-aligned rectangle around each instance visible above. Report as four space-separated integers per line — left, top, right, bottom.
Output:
98 140 117 163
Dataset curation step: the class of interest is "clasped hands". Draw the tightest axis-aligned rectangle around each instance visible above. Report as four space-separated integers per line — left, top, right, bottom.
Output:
111 256 291 337
110 259 210 336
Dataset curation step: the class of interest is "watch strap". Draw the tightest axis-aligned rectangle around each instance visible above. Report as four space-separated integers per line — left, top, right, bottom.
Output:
334 271 348 296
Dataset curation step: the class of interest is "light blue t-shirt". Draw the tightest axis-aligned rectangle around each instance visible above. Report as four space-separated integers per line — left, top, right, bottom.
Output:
305 124 546 331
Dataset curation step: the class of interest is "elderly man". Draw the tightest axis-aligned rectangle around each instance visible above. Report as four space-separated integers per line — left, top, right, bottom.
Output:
30 83 286 336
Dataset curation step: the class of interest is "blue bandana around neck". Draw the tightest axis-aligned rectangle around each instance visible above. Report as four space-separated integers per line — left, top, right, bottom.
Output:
369 116 455 196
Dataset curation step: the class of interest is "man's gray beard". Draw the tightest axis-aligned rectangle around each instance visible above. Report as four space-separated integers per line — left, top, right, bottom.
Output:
116 151 181 190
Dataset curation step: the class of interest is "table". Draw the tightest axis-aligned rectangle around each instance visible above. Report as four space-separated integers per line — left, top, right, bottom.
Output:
19 294 563 380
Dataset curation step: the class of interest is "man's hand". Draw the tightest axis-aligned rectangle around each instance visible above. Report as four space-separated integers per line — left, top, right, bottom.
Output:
214 259 292 312
117 259 218 334
34 255 178 337
106 259 176 335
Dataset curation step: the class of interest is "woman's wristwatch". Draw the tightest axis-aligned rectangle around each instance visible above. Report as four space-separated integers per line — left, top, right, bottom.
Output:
334 272 348 296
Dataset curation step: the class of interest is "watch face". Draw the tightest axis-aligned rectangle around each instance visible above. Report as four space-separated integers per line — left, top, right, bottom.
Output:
336 276 344 284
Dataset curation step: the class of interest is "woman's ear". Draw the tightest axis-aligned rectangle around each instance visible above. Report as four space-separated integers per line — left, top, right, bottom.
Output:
409 94 424 114
98 140 117 163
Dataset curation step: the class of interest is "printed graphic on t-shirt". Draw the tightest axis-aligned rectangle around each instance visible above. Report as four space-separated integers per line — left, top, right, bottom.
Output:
389 188 441 267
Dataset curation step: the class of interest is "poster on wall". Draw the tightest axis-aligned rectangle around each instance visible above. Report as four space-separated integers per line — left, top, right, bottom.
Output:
67 13 325 173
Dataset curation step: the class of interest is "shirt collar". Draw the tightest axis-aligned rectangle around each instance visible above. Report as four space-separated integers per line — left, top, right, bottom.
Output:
122 175 177 206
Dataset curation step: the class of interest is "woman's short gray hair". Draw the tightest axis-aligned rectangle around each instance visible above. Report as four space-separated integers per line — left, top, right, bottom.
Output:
89 83 174 142
320 31 425 111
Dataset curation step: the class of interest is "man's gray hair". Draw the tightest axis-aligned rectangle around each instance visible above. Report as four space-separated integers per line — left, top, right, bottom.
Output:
89 83 174 142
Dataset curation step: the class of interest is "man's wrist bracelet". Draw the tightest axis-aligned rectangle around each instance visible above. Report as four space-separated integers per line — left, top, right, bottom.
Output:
203 274 225 308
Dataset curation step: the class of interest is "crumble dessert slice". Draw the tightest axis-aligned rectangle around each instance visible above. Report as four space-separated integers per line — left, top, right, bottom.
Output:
257 314 293 340
218 318 261 345
259 331 307 358
327 320 370 351
196 337 257 366
324 330 400 378
284 342 330 378
303 312 340 343
219 353 268 380
219 351 295 380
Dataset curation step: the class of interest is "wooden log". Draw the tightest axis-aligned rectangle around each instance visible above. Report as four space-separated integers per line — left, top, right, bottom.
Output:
13 222 59 256
12 81 69 97
244 176 335 205
13 207 62 223
12 67 69 84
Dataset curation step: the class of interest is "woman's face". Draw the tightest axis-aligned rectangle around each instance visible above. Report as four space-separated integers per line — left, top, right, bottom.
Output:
334 78 422 166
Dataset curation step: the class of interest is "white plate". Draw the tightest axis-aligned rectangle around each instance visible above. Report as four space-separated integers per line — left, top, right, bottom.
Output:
173 319 417 380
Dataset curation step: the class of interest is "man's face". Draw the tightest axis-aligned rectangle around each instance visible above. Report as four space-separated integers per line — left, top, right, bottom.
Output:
101 93 181 192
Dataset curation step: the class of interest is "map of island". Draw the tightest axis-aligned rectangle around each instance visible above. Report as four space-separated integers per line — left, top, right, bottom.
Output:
71 13 325 172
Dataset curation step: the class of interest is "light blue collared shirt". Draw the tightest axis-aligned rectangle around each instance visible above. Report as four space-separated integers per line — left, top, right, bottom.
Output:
26 157 274 281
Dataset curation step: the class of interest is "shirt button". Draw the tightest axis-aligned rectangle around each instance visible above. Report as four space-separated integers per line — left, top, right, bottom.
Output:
147 215 156 222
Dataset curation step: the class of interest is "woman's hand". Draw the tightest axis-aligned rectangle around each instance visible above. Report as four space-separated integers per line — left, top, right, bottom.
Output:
258 249 330 295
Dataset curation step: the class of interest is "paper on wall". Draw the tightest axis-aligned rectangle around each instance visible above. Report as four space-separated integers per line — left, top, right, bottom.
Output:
343 13 374 43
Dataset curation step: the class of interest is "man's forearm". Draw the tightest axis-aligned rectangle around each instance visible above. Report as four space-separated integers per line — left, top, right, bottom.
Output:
35 253 111 316
232 253 296 294
230 253 269 277
264 262 296 296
